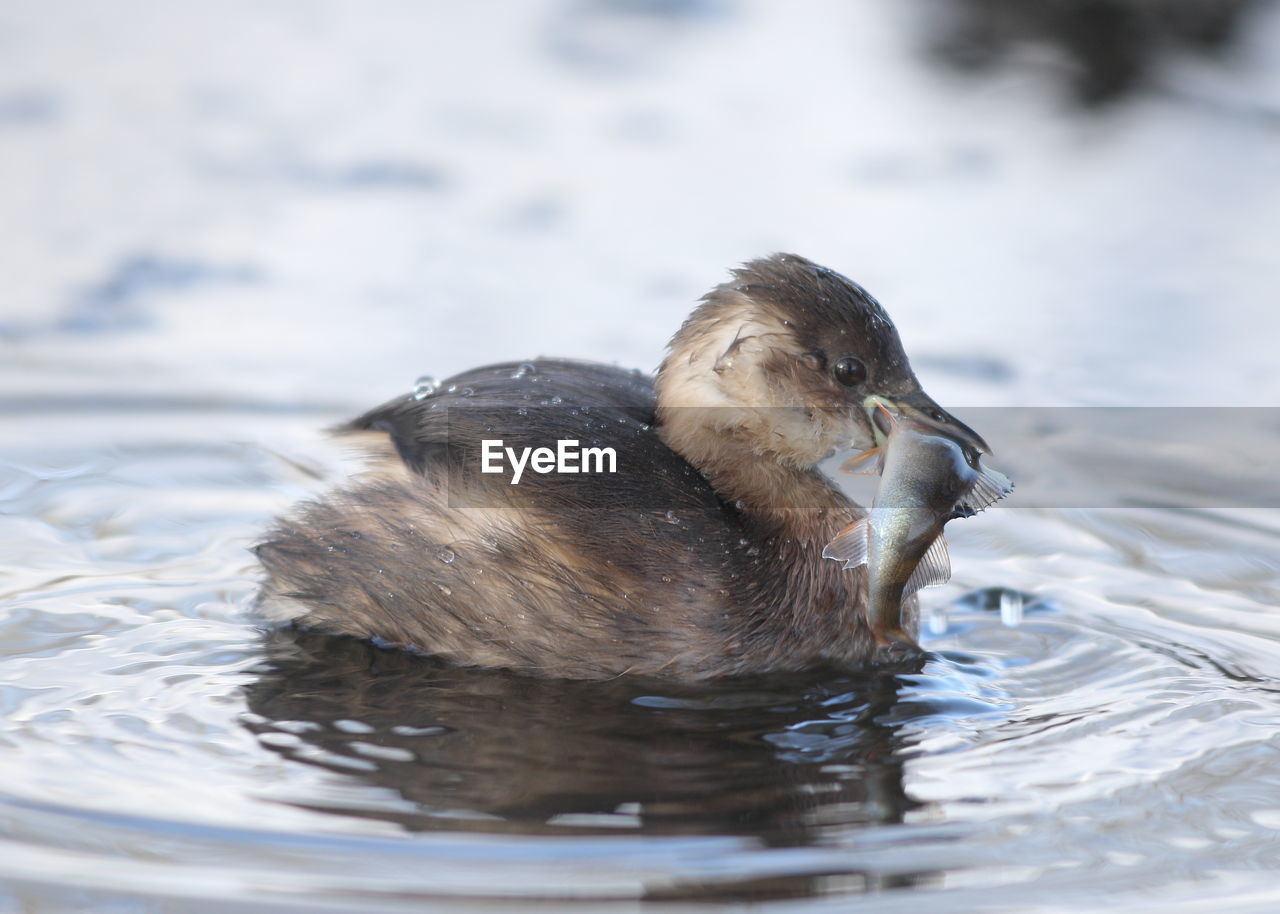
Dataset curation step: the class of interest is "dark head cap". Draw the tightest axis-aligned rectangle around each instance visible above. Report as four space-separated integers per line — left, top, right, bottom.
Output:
723 253 921 400
657 253 988 468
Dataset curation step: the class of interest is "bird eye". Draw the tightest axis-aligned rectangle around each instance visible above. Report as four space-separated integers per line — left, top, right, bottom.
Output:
833 357 867 387
930 409 947 423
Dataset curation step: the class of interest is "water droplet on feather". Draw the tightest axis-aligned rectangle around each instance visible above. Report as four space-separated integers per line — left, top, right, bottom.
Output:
412 376 439 399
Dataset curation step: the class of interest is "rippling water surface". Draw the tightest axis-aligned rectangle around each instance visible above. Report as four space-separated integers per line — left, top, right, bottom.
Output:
3 0 1280 910
4 391 1280 911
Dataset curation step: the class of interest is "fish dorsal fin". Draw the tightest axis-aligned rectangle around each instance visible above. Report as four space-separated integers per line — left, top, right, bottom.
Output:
822 519 869 570
903 535 951 597
958 463 1013 516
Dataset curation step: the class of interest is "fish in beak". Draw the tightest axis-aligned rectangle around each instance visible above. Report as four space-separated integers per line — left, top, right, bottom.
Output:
827 396 1010 654
863 392 990 457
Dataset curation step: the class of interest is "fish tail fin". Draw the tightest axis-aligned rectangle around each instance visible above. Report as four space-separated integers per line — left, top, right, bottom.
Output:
903 535 952 597
822 519 870 570
958 463 1014 516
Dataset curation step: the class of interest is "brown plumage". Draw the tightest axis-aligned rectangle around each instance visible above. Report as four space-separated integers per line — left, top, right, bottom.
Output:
256 253 982 680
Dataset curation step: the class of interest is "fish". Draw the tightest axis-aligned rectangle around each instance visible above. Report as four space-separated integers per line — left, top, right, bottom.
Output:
823 407 1012 650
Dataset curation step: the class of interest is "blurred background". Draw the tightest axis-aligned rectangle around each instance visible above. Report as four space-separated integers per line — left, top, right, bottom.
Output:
3 0 1278 413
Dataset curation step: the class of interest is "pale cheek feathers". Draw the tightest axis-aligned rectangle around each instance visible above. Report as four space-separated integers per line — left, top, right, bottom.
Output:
663 313 781 409
658 312 862 466
761 409 856 466
664 309 802 410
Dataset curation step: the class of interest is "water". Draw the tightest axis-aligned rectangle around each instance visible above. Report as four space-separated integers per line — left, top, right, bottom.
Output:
6 430 1280 911
3 1 1280 911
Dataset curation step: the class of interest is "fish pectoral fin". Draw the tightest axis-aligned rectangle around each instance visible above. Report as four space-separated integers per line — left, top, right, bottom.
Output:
839 447 883 475
822 519 869 570
903 535 952 597
958 462 1014 516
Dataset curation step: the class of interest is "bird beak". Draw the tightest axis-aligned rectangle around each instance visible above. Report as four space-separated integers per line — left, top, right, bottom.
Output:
862 391 991 457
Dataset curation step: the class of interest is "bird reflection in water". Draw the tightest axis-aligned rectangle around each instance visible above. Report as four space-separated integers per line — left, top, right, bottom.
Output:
241 629 943 900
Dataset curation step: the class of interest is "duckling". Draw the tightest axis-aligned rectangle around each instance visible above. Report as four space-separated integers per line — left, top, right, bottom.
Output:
256 254 987 680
